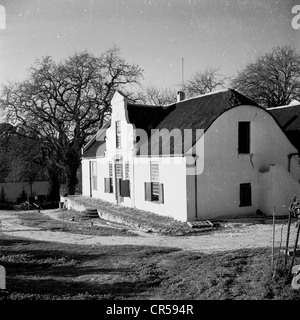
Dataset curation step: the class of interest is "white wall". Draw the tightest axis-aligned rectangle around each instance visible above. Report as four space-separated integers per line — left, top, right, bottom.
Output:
133 156 187 221
189 105 298 220
0 181 50 203
82 159 90 197
259 165 300 216
82 155 188 221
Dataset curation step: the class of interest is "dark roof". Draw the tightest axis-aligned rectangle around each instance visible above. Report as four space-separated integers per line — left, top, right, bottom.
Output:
127 103 175 135
268 104 300 131
268 104 300 152
143 88 258 155
82 88 259 157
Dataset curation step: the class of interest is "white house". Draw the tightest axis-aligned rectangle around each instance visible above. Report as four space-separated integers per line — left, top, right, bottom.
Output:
81 89 300 221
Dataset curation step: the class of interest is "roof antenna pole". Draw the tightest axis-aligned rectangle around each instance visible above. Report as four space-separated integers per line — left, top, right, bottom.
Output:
182 57 184 91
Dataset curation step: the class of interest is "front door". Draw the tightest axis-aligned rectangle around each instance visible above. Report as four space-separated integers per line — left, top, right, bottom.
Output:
115 159 123 203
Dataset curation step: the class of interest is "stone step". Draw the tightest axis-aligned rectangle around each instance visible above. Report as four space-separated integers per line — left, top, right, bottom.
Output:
187 220 214 229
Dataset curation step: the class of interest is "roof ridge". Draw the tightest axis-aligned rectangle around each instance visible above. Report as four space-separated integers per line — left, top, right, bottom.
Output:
163 88 231 107
127 103 161 108
268 104 300 110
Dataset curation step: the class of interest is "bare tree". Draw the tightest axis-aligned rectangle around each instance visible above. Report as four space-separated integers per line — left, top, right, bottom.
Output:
136 86 176 106
0 46 143 195
184 67 226 98
231 46 300 108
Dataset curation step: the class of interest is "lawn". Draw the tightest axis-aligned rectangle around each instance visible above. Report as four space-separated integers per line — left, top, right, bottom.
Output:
0 232 300 300
15 210 139 237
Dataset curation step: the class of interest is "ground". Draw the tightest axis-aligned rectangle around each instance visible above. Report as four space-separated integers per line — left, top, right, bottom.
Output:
0 209 300 300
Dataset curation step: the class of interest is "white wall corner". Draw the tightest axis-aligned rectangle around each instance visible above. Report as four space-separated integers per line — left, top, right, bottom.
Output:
111 90 128 105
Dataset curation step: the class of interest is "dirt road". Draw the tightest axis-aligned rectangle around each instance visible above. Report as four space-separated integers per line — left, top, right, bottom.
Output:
0 209 298 253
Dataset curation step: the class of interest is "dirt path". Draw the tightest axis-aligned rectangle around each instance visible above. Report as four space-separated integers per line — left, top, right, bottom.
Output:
0 209 298 253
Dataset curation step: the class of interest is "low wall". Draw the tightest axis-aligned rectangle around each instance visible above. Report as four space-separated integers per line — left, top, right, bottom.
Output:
0 181 50 203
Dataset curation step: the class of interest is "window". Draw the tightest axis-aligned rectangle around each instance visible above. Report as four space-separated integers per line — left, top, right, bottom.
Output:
150 161 159 201
125 161 130 180
240 183 252 207
104 162 114 193
144 182 164 204
104 178 113 193
109 162 113 191
238 122 250 154
91 161 97 190
115 161 123 179
116 121 121 148
145 162 164 203
109 162 113 178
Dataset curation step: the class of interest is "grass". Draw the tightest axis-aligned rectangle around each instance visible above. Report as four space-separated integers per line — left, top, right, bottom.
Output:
67 196 212 235
0 233 300 300
15 210 139 237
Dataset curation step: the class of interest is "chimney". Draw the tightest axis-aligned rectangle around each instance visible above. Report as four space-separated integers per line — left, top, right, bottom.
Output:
177 91 185 102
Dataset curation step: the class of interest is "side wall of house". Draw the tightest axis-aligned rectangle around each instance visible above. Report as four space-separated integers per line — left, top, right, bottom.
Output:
190 105 298 220
133 157 187 221
81 159 90 197
82 156 187 221
258 165 300 216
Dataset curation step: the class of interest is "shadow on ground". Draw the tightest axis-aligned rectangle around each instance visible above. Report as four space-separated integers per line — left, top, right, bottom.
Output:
0 236 180 299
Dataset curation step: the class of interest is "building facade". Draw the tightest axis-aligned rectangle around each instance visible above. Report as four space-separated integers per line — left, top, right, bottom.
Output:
82 90 300 221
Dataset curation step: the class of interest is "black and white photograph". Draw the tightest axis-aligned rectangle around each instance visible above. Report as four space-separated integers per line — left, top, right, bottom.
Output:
1 0 300 308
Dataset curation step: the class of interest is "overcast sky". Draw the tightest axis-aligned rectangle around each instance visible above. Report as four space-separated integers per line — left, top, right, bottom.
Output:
0 0 299 91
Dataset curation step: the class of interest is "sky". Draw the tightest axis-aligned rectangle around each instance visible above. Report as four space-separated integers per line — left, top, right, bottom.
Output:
0 0 299 92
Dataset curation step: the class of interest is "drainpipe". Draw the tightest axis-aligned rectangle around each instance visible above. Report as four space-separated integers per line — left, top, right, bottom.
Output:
288 153 299 173
188 154 198 220
132 156 135 208
194 168 198 220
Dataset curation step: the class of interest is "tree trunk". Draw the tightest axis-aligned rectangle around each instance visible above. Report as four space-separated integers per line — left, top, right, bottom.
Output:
49 171 61 201
66 165 79 195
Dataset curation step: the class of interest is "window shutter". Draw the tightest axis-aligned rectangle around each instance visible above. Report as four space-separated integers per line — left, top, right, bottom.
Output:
104 178 111 193
158 183 164 204
125 162 130 180
145 182 152 201
120 180 130 198
109 178 113 193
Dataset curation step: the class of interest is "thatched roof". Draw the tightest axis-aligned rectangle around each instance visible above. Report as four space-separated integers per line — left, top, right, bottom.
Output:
268 104 300 131
82 88 259 157
268 103 300 152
